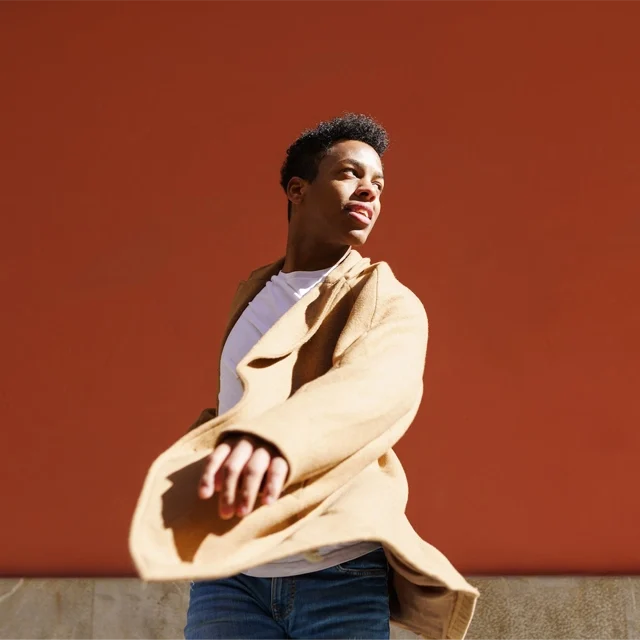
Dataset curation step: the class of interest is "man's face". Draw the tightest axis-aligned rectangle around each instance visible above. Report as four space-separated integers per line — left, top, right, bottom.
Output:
291 140 385 246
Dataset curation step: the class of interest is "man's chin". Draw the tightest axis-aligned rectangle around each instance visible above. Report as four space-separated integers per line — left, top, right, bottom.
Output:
346 229 371 246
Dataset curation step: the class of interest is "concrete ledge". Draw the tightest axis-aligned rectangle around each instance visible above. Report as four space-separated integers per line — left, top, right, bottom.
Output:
1 577 638 639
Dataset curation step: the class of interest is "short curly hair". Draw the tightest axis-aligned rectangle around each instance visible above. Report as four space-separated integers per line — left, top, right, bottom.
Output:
280 113 389 221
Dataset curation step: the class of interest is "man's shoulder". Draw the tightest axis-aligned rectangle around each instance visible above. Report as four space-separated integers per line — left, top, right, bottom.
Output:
361 260 426 318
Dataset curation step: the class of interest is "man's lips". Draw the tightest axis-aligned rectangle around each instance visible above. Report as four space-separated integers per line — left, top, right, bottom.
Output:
344 204 373 226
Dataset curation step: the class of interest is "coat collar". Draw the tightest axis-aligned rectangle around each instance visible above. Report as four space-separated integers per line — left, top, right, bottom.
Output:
223 248 370 364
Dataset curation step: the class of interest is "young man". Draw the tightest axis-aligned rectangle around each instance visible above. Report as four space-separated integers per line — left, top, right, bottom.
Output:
129 114 478 639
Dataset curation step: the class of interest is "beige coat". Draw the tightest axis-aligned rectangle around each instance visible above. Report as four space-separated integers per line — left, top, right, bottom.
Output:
129 249 479 639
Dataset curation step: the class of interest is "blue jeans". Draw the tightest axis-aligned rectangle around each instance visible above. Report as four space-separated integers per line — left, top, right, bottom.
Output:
184 547 391 639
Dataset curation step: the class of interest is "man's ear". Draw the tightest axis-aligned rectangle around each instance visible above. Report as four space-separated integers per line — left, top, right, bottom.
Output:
287 177 307 206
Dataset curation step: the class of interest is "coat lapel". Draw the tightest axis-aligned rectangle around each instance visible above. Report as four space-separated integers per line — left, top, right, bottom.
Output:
223 249 369 366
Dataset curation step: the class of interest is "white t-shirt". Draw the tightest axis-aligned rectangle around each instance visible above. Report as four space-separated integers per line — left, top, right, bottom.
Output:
218 257 380 577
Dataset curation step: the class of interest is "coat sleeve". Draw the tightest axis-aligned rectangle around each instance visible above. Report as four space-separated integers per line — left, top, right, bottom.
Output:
186 407 218 433
215 288 428 489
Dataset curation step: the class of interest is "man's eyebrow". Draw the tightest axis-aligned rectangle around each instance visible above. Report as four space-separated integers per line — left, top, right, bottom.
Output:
341 158 385 180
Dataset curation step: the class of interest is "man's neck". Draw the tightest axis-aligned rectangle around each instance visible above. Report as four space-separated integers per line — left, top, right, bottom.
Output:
281 239 350 274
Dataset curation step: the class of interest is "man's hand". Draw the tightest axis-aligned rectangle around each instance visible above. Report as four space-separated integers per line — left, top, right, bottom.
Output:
198 434 289 519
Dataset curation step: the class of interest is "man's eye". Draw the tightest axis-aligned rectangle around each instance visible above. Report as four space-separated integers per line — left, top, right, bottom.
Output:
374 182 383 190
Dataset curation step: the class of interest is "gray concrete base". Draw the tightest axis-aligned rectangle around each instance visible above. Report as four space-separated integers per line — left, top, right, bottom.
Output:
1 577 638 639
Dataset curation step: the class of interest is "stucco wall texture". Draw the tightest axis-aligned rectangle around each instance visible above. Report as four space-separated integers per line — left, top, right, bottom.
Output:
1 2 638 584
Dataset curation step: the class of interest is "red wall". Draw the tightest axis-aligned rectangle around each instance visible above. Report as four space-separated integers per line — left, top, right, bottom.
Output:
2 2 639 576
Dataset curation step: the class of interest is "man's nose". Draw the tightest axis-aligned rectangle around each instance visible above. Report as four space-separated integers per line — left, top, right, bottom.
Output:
355 182 376 201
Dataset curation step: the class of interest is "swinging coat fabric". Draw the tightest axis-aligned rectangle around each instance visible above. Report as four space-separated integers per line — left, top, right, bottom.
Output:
129 249 479 639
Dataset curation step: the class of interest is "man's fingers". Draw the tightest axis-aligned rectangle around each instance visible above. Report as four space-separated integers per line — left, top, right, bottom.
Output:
199 435 289 520
261 456 289 505
198 442 232 499
236 448 271 517
219 439 254 519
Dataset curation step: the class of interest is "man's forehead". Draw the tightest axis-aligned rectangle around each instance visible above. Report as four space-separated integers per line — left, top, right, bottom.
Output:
325 141 382 168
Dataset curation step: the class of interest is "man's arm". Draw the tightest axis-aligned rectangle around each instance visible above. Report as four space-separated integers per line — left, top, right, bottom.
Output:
215 290 428 490
197 288 427 519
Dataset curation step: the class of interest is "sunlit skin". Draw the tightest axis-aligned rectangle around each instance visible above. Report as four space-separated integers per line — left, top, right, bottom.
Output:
198 140 385 519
